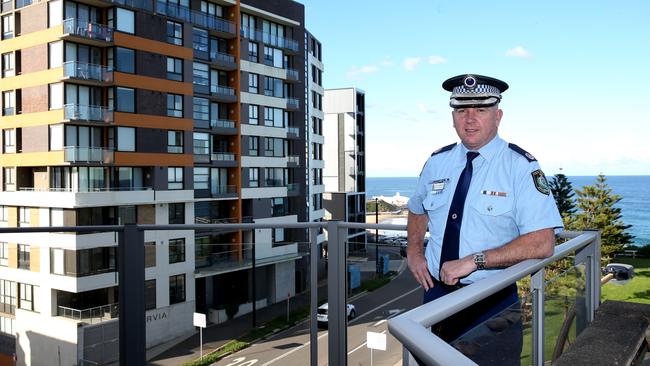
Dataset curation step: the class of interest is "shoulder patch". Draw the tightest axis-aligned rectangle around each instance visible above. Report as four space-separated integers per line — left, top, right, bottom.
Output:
531 169 550 195
430 143 456 157
508 143 537 162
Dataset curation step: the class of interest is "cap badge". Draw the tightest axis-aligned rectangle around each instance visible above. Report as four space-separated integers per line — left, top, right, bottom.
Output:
463 75 477 90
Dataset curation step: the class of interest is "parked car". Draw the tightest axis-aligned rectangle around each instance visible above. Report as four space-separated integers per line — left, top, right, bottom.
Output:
400 238 428 257
317 303 356 327
603 263 634 280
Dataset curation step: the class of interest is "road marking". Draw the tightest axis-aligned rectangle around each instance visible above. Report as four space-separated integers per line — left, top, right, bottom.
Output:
258 332 328 366
372 319 387 327
349 286 420 324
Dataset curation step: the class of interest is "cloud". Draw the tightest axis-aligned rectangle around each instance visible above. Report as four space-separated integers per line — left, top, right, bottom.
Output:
346 65 379 79
403 57 422 71
427 55 447 64
417 102 437 114
506 46 532 58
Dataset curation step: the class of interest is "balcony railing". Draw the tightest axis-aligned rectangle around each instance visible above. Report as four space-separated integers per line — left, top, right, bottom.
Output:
57 303 119 324
211 85 235 96
64 146 114 163
210 119 235 129
211 184 237 196
210 51 235 64
64 104 113 123
63 61 113 82
211 152 236 161
106 0 153 11
18 186 151 193
15 0 31 9
241 26 299 52
287 155 300 165
287 126 300 137
286 68 299 81
287 97 300 109
63 18 114 43
155 1 235 35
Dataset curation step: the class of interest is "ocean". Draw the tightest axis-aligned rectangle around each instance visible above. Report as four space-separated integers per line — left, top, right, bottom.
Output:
366 176 650 246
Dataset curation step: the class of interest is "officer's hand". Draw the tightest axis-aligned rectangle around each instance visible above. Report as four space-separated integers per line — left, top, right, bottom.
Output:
440 256 476 285
407 251 434 291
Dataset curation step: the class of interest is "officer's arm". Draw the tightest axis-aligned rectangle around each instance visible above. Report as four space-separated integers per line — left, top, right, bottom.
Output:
407 211 434 290
484 228 555 268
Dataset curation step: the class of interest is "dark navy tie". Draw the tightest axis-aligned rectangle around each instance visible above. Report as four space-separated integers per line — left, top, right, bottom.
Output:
440 151 480 274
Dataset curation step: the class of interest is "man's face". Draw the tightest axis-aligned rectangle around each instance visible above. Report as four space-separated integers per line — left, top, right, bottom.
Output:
452 106 503 150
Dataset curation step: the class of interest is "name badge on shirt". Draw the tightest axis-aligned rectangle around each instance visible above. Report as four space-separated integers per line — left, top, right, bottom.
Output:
430 178 449 194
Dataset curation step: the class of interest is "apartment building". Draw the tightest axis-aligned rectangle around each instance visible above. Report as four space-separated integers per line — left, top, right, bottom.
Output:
323 88 366 250
0 0 313 364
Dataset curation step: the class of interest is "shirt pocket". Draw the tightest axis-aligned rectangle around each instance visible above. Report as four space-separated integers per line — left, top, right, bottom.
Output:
470 194 514 216
422 190 450 212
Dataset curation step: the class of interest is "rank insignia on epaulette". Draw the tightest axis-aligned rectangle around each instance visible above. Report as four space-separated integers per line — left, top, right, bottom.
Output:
531 169 550 195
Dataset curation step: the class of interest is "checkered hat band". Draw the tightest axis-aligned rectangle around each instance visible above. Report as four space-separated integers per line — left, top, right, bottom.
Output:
451 84 501 97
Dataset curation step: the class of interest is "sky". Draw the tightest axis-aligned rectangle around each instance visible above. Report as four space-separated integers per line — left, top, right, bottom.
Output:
300 0 650 177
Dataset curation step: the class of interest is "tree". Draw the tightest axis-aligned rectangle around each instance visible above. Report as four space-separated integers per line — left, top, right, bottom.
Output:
569 174 634 263
549 172 576 220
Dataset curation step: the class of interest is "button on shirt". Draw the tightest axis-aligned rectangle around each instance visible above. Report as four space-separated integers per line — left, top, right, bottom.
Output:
407 135 563 284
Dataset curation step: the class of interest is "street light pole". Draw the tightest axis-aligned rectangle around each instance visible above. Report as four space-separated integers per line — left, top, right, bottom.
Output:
375 198 379 274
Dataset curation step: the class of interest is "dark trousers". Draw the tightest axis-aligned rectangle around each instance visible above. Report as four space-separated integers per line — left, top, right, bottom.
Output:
413 278 523 365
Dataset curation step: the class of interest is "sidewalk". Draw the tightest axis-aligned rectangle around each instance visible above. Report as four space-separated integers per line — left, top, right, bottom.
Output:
148 258 404 366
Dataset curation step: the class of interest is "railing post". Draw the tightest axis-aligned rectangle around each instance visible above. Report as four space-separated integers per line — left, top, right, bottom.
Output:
118 224 145 366
309 227 318 366
590 230 602 317
531 268 545 366
327 220 347 366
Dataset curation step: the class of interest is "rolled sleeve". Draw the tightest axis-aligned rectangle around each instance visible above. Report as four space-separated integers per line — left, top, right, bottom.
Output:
408 160 431 215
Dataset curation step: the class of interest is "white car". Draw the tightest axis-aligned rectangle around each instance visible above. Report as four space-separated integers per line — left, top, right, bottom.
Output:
317 303 356 327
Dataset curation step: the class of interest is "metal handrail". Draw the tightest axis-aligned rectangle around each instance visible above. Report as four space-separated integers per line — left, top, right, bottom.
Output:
63 61 113 82
388 230 601 366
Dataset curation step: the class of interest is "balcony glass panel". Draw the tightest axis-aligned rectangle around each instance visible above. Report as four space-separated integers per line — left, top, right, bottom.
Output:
64 104 113 123
210 119 235 129
64 146 114 163
63 18 114 42
63 61 113 82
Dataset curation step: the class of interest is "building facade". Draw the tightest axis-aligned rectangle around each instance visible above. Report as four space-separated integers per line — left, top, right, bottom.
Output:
0 0 315 363
322 88 366 249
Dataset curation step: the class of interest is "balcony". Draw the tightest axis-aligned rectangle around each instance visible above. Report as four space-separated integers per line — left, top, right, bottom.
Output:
286 97 300 111
62 18 114 45
64 104 113 123
287 183 300 196
64 146 114 164
209 51 237 71
210 85 237 103
287 126 300 139
241 26 299 53
58 303 118 324
211 185 237 198
287 155 300 167
106 0 153 12
210 118 237 134
63 61 113 84
210 152 238 167
286 68 300 82
155 1 235 38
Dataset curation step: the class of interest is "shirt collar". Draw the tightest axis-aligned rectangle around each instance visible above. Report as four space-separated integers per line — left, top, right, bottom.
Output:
457 135 504 164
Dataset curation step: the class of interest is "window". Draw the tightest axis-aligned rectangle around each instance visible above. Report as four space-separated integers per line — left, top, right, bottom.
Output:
19 283 36 312
2 168 15 190
312 91 322 110
169 238 185 263
50 208 64 226
115 47 135 73
263 137 286 157
271 197 287 217
192 27 208 52
200 0 222 17
0 242 7 267
3 129 15 153
262 76 283 98
18 244 29 269
116 8 135 34
169 274 185 304
168 167 183 190
193 97 209 121
50 248 64 274
168 202 184 224
18 207 30 226
313 168 322 185
2 90 14 115
116 87 135 113
167 57 183 81
167 94 183 117
167 21 183 45
248 42 258 62
192 62 209 86
2 52 14 77
117 205 136 225
312 117 322 135
48 41 63 69
193 132 209 157
263 46 283 68
248 136 258 156
248 105 258 125
263 107 285 127
145 279 156 310
313 193 323 210
48 0 63 27
249 168 258 187
145 242 156 268
0 206 6 223
248 73 258 93
2 15 13 40
117 127 135 152
0 279 16 315
167 130 183 153
312 142 323 160
193 167 208 189
265 168 286 187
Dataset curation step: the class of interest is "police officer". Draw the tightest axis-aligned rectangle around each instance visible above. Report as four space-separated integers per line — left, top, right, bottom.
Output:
406 74 563 364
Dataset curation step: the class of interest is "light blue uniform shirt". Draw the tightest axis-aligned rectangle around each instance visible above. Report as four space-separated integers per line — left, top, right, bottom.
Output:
408 135 563 284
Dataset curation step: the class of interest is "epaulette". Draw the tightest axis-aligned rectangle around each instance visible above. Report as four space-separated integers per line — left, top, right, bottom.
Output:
430 143 456 157
508 143 537 162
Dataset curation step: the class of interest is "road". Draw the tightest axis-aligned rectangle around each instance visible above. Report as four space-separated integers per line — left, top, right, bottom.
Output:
212 262 421 366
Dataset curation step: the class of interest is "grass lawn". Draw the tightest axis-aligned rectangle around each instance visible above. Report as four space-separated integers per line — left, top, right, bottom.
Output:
601 257 650 304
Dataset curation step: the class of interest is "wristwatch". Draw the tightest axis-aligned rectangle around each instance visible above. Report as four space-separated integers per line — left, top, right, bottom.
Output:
473 252 486 270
